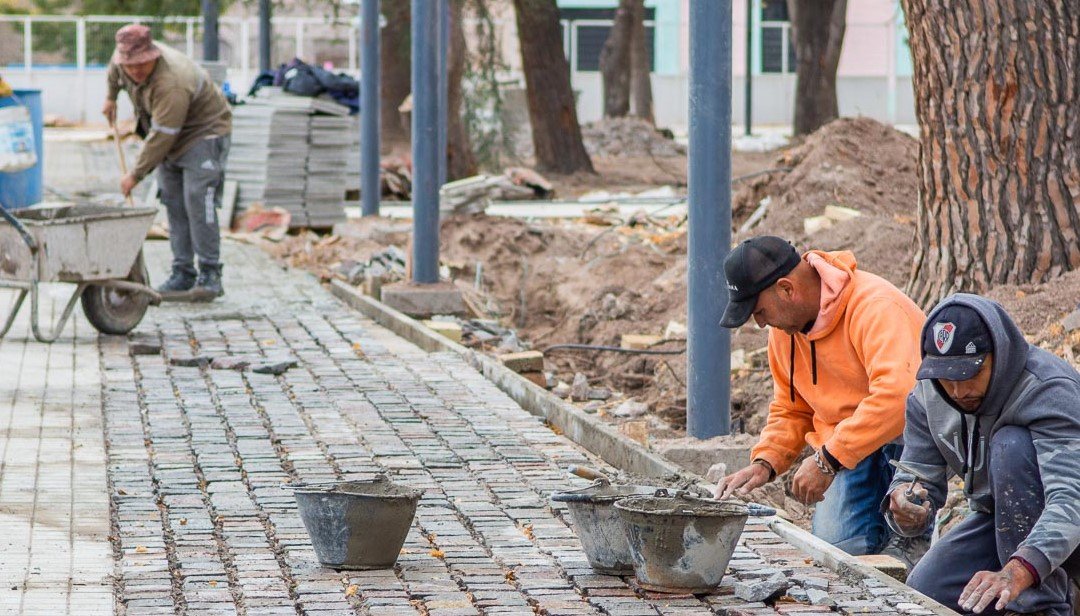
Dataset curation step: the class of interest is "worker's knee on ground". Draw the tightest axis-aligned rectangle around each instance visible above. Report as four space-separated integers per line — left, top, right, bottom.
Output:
989 425 1036 477
906 558 958 610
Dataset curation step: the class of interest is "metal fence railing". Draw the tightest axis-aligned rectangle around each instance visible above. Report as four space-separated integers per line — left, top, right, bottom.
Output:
0 14 361 88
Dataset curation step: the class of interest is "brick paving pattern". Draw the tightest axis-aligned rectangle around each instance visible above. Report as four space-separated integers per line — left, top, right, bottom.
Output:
5 242 946 615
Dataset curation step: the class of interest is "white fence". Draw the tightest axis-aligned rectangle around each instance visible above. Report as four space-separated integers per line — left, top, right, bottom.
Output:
0 14 360 123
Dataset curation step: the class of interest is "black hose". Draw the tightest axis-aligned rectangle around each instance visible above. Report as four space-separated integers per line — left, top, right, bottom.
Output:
543 343 685 356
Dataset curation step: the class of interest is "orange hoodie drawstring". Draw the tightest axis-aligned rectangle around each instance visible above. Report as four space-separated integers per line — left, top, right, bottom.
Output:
789 336 820 402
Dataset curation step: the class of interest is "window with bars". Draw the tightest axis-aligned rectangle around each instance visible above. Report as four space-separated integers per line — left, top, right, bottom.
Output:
760 0 796 73
558 7 656 73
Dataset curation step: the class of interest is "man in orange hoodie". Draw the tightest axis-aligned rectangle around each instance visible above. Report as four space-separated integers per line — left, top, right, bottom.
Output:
714 236 926 559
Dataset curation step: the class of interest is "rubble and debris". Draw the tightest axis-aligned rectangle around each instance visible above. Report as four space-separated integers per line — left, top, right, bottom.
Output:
210 356 255 371
128 334 161 356
423 320 463 342
612 399 649 418
570 373 590 401
440 167 554 215
620 334 662 350
233 203 292 240
704 462 727 484
498 350 544 373
168 354 214 367
582 117 687 158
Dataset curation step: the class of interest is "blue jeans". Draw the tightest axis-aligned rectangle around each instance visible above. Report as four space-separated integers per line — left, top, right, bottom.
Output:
812 443 900 555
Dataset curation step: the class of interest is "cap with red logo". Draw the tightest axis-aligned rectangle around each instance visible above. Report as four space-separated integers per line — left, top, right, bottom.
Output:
916 304 993 381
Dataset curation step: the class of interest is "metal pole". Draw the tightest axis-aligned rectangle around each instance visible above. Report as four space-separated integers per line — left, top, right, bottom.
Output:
202 0 219 61
437 0 449 187
76 19 87 124
687 0 732 439
744 0 752 136
259 0 272 73
361 0 381 217
411 0 439 284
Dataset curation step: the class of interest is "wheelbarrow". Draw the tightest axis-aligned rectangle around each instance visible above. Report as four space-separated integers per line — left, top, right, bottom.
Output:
0 204 161 342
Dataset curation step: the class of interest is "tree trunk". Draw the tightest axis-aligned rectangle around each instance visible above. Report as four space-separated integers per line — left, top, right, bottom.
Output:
599 0 633 118
512 0 595 174
787 0 846 136
628 0 653 124
380 1 411 149
903 0 1080 306
447 0 478 180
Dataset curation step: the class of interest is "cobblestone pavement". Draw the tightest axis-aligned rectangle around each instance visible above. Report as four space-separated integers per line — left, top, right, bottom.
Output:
8 240 945 615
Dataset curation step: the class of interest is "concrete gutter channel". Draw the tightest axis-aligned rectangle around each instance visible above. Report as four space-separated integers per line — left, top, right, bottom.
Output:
329 279 958 615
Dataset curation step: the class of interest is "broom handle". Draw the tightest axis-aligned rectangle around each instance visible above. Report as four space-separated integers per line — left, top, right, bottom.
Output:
112 122 135 207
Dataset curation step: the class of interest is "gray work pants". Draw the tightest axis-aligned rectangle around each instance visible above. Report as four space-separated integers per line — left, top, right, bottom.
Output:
157 135 230 273
907 426 1078 615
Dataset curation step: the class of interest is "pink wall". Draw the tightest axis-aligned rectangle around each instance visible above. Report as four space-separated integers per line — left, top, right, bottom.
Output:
678 0 901 78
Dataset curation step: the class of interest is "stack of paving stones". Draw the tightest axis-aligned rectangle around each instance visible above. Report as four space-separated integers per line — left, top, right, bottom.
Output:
227 91 350 230
100 242 947 615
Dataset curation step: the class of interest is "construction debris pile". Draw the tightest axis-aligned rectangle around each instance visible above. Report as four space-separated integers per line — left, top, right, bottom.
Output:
582 117 687 158
227 89 352 229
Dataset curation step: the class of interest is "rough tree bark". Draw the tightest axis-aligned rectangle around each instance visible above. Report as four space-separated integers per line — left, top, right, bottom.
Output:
447 0 478 180
380 1 411 149
512 0 595 174
787 0 846 136
599 0 633 118
903 0 1080 306
628 0 653 124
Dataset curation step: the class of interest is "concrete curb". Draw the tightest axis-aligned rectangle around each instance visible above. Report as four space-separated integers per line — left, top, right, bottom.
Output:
329 279 958 614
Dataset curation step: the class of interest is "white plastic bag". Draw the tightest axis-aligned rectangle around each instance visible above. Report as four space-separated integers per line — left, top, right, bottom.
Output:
0 103 37 173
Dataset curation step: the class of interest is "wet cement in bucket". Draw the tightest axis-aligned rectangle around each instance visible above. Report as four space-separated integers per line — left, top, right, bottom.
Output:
615 493 748 594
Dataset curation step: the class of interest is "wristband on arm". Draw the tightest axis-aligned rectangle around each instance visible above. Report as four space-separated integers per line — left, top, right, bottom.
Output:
751 458 776 481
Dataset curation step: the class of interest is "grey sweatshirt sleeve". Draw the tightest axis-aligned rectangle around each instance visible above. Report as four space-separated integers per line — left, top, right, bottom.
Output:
881 392 950 537
107 62 123 101
1011 378 1080 582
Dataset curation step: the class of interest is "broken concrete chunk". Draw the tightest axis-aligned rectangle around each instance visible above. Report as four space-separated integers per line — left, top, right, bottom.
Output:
582 401 602 414
856 554 908 582
618 420 649 446
168 354 214 368
734 571 788 602
797 576 830 591
620 334 662 350
552 381 571 399
705 462 728 484
498 350 544 374
129 340 162 356
730 348 747 371
252 360 298 375
612 400 649 418
586 387 611 401
570 373 590 401
210 356 254 371
806 588 835 606
654 433 757 476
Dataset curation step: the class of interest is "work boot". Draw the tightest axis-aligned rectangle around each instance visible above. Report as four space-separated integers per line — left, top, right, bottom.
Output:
156 267 196 298
190 265 224 302
878 534 931 570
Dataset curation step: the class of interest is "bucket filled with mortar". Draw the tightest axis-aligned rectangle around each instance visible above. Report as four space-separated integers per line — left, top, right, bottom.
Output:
550 478 658 574
614 489 749 593
292 474 423 570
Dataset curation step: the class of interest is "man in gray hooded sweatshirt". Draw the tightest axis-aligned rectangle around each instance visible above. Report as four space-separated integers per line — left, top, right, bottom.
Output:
885 294 1079 615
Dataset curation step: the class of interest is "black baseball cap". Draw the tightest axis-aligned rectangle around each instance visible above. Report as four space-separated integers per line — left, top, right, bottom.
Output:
917 305 993 381
719 236 802 328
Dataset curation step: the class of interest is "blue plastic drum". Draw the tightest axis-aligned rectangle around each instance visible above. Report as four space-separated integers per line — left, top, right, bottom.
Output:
0 89 44 209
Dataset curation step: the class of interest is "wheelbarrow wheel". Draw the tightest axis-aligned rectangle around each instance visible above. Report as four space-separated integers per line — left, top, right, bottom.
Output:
81 252 151 335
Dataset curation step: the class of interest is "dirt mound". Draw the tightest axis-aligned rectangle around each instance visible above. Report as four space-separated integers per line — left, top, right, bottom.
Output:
582 117 686 158
735 117 920 287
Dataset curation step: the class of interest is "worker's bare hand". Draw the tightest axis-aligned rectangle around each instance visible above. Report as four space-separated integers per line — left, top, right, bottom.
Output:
102 99 117 126
713 463 771 500
791 455 834 505
120 173 137 197
887 483 931 533
959 559 1035 613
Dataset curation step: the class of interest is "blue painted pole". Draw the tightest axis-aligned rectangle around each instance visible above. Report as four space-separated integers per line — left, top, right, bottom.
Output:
411 0 439 284
361 0 380 217
437 0 449 187
687 0 732 438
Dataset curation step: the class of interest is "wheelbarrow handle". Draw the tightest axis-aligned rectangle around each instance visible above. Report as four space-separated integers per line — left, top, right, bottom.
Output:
0 206 36 254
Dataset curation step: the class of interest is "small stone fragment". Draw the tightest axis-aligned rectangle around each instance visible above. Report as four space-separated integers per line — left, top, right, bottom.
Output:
570 373 590 401
168 354 213 367
552 381 571 399
806 588 835 606
252 360 298 375
734 571 788 602
705 462 728 484
612 400 648 418
586 387 611 401
210 356 254 371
